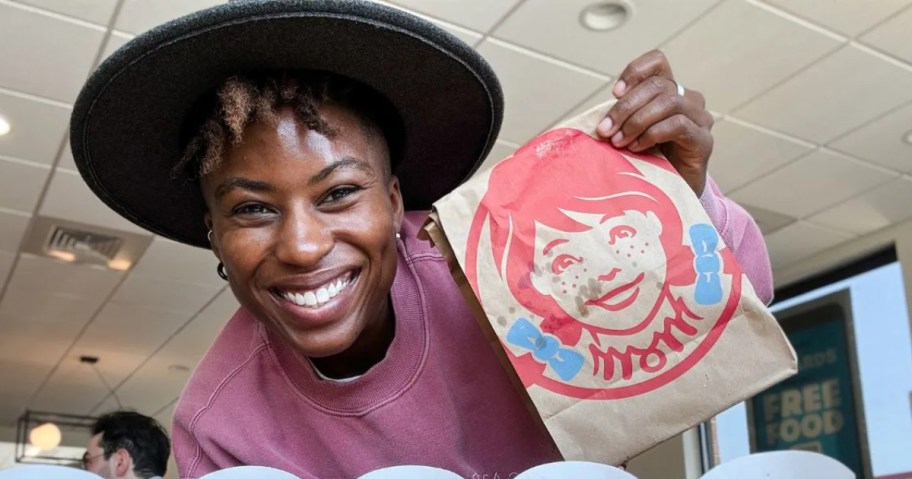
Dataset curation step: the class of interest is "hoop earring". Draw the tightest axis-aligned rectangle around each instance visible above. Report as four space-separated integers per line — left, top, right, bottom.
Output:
217 262 228 280
207 230 213 243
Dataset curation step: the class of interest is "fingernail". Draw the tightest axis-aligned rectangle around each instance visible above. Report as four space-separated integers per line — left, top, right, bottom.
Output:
597 118 613 136
611 131 624 145
613 80 627 97
629 140 640 151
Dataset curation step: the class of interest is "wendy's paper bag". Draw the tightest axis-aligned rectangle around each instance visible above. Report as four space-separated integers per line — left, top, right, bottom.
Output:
421 102 797 465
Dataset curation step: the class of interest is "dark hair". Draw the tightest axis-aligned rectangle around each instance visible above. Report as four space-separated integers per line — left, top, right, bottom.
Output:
175 71 403 179
92 410 170 478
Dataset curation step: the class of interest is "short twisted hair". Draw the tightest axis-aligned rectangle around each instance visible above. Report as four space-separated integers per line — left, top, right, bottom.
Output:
92 410 169 478
176 71 400 179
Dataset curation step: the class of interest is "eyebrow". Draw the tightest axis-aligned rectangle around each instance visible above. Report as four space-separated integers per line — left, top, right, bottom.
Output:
214 177 275 201
308 157 376 186
213 157 376 201
542 239 568 256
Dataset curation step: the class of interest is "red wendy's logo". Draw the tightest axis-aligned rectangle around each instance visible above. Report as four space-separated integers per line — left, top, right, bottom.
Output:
465 129 741 399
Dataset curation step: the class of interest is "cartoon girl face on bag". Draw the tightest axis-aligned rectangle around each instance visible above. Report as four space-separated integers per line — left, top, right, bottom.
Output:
530 208 667 331
470 128 696 341
465 128 739 397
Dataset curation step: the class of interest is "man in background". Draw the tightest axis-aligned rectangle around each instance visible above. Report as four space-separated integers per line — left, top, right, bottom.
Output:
82 411 170 479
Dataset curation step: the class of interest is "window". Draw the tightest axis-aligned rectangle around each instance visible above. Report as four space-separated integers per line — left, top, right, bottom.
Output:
709 256 912 478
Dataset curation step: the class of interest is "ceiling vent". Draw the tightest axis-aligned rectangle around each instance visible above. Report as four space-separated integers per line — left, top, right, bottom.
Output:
45 226 123 265
21 216 153 271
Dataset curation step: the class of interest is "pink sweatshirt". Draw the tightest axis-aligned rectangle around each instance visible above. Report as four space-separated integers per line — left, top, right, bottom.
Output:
172 178 772 478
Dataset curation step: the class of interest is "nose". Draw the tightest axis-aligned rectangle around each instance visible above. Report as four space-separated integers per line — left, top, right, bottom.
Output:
273 206 333 268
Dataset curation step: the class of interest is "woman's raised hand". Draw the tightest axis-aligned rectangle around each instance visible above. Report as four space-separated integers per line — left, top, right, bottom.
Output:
596 50 715 196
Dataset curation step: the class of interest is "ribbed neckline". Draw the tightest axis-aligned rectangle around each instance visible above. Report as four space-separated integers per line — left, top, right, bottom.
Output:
267 241 429 416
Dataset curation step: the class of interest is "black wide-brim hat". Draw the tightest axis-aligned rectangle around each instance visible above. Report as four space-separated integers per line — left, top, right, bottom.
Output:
70 0 503 248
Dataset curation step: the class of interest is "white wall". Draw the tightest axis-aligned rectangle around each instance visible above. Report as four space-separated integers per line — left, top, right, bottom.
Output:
775 217 912 341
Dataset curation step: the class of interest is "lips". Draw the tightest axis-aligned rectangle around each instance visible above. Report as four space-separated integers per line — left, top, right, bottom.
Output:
270 269 359 314
585 272 645 312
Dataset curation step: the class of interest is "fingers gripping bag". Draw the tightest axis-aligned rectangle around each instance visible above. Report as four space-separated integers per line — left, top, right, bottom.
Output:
421 102 797 465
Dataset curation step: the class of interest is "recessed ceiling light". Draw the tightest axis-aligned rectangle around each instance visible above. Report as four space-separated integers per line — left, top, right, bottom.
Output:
0 115 10 136
580 1 633 32
904 129 912 146
108 259 133 271
47 250 76 262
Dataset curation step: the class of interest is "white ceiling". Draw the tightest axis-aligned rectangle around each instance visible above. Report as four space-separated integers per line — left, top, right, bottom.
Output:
0 0 911 467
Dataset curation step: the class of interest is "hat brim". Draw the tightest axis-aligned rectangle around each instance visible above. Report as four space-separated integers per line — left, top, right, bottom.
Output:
70 0 503 248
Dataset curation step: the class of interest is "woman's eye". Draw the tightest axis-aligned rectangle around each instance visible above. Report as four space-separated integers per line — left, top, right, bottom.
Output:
233 204 272 216
324 186 361 204
551 254 582 274
608 225 637 245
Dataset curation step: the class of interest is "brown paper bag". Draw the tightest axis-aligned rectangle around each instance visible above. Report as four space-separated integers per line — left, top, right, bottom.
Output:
421 101 797 465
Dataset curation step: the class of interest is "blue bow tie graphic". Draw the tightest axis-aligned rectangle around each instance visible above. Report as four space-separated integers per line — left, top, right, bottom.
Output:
689 223 723 305
506 318 585 381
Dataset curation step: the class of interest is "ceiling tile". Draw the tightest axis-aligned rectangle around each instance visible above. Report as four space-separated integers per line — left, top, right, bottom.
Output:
860 5 912 64
806 177 912 235
109 273 224 316
765 221 854 269
557 84 616 124
494 0 720 77
476 139 519 173
91 395 122 416
741 205 796 236
157 288 236 361
0 158 50 213
155 402 177 430
30 356 121 414
40 169 153 235
372 2 485 46
476 38 608 143
129 237 222 287
828 101 912 173
76 302 190 367
10 254 124 302
386 0 519 32
662 0 842 112
56 144 77 172
431 20 483 46
12 0 118 26
730 149 896 218
734 44 912 143
0 293 99 374
0 330 71 369
762 0 912 37
114 0 224 35
709 118 814 192
100 31 136 62
0 91 71 165
0 210 30 254
0 359 53 409
0 251 13 291
110 353 193 415
0 285 101 332
0 2 105 103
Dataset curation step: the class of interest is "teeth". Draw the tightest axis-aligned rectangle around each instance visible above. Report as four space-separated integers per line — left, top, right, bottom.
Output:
316 288 329 304
279 275 352 308
304 291 317 307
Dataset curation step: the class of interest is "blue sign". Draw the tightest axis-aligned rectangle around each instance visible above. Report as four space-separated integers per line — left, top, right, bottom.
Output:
750 299 865 476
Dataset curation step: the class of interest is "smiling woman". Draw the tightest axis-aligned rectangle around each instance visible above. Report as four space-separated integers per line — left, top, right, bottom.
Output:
67 1 772 478
196 81 403 375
